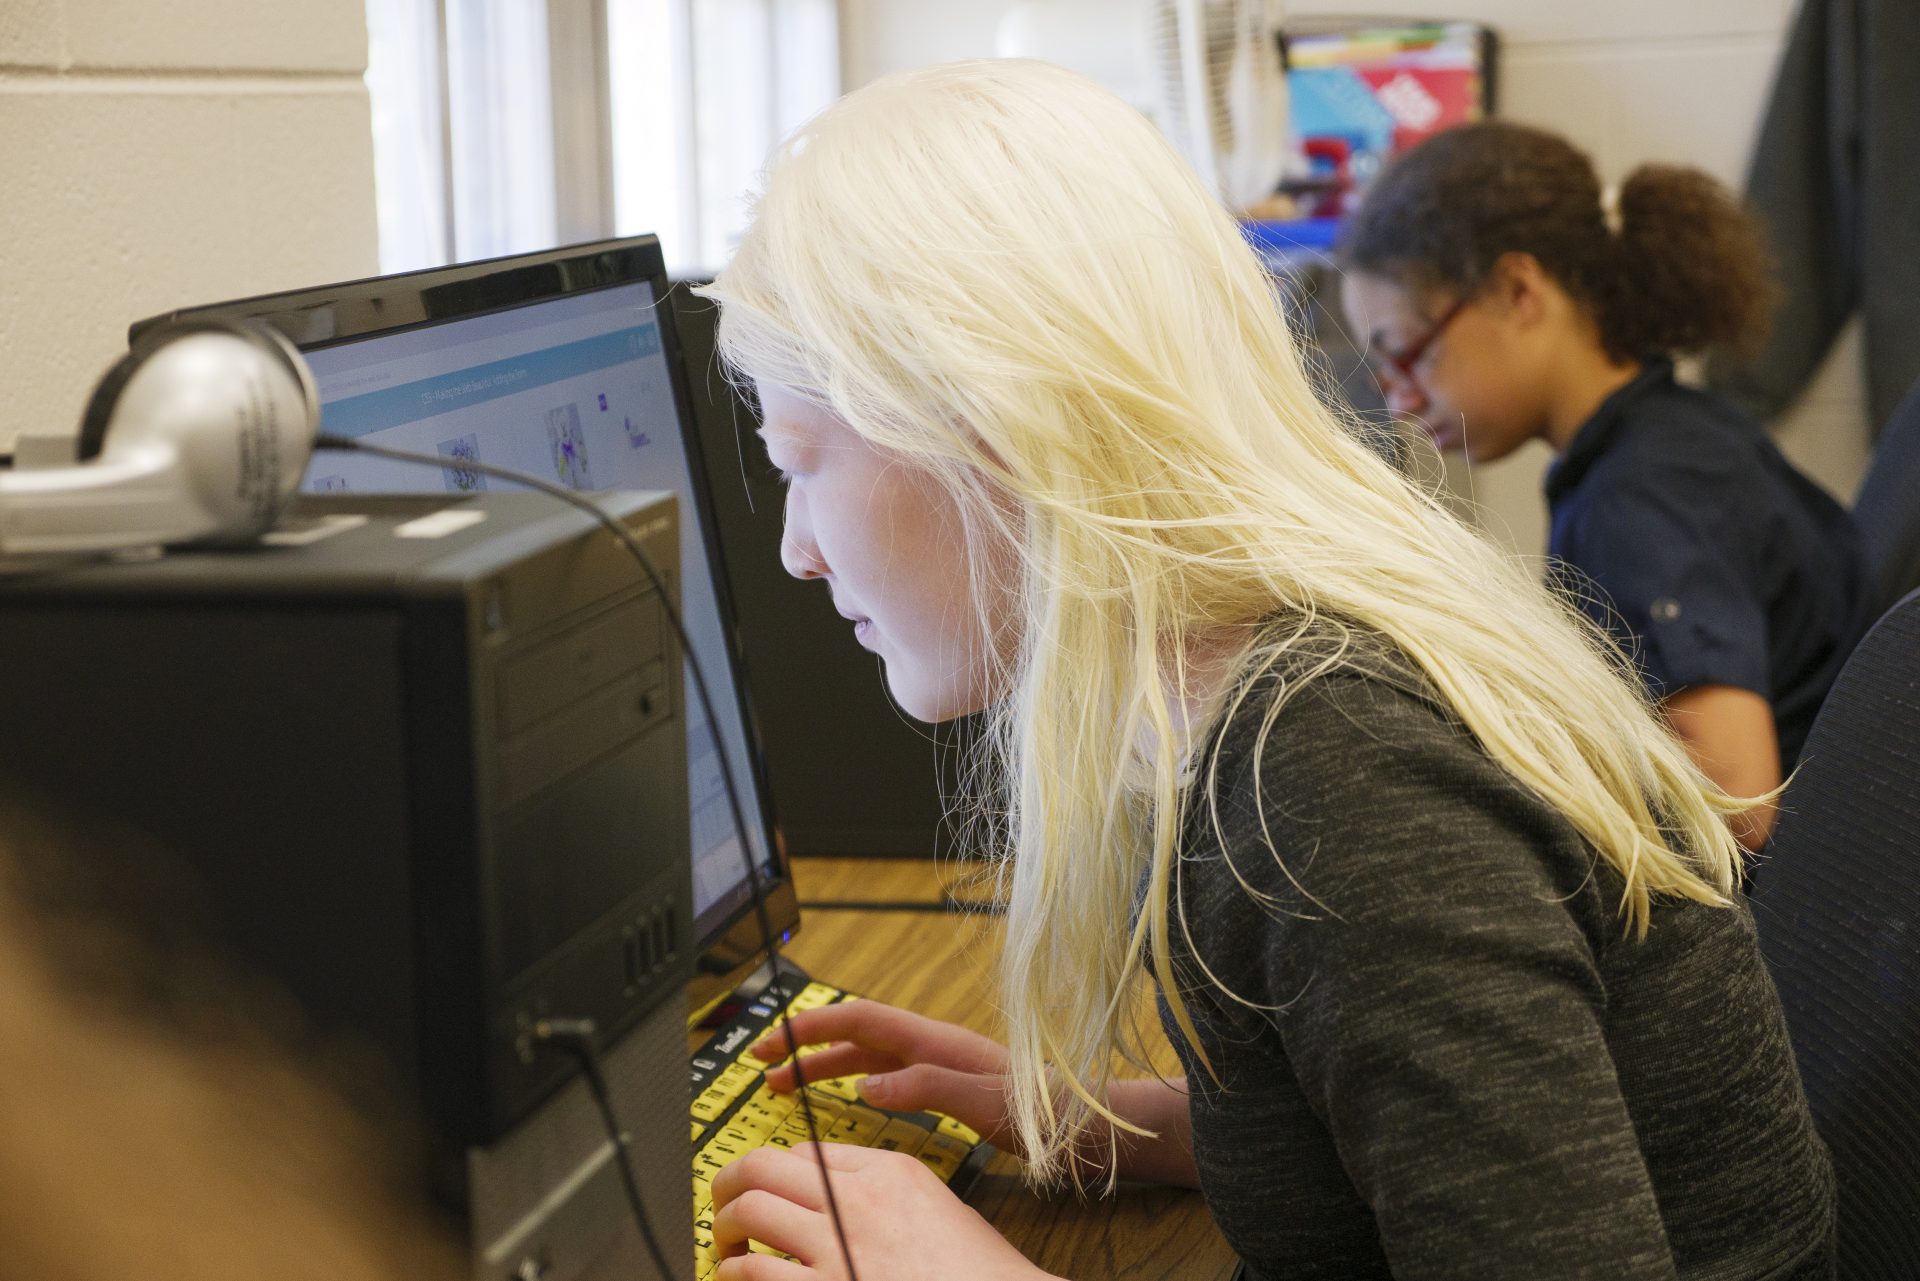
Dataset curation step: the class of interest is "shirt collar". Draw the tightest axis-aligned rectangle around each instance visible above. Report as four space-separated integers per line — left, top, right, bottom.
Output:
1545 360 1676 504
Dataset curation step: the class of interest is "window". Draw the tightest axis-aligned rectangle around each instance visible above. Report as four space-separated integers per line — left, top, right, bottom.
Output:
610 0 837 273
365 0 838 277
445 0 561 262
365 0 452 274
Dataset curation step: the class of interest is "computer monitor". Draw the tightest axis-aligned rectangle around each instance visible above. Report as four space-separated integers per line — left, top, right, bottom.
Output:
137 237 799 1010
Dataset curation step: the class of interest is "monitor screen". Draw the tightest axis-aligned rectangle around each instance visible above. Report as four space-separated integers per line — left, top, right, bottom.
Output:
253 257 781 946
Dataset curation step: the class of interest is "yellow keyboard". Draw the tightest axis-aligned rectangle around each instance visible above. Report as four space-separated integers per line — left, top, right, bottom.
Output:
689 971 988 1277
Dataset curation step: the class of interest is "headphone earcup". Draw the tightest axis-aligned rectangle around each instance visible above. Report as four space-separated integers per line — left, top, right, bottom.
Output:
82 318 309 460
101 317 319 539
0 319 321 555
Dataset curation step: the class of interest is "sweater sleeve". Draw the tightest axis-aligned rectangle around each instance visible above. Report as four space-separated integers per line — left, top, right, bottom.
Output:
1203 674 1680 1280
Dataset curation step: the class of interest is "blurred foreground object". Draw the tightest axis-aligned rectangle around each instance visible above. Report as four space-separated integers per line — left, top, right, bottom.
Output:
0 815 461 1281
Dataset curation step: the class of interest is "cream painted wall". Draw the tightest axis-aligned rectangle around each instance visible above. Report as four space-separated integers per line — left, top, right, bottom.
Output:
0 1 378 454
838 0 1873 560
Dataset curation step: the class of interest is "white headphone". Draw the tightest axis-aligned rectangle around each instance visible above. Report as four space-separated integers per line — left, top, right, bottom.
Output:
0 319 320 555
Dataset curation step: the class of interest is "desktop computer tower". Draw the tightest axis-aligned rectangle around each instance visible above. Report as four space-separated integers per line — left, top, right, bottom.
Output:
0 491 695 1280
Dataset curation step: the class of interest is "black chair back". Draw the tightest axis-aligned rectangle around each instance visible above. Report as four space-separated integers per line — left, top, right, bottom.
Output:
1852 379 1920 624
1754 588 1920 1278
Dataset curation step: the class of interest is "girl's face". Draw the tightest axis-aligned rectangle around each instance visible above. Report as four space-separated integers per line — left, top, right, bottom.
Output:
1339 270 1548 464
755 383 1017 723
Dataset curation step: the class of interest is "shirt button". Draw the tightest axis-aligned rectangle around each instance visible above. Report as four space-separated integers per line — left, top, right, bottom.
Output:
1651 597 1682 622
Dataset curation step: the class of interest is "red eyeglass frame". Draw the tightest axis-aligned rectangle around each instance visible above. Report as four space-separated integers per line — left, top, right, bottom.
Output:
1367 295 1469 391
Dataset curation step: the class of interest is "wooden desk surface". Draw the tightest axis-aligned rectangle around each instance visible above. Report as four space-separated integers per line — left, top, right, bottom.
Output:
779 857 1239 1281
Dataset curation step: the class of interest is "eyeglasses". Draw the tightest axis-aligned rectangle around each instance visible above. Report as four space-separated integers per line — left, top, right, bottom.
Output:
1365 295 1468 393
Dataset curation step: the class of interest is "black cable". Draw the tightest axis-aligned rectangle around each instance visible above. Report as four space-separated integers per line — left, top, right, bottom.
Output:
798 897 1007 916
532 1018 679 1281
312 434 860 1281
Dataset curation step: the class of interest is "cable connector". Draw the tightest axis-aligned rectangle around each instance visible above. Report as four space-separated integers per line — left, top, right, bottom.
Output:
525 1013 675 1281
531 1016 599 1048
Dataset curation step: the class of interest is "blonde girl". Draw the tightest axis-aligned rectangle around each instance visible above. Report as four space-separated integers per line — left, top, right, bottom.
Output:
702 60 1832 1281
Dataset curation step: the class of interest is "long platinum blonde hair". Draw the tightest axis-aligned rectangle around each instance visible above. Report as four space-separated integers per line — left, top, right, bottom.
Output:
703 59 1744 1186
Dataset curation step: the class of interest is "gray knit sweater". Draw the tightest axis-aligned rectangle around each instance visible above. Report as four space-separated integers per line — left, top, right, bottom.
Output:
1158 654 1835 1280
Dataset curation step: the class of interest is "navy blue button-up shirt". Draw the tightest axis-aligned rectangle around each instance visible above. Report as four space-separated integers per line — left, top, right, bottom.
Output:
1546 362 1864 769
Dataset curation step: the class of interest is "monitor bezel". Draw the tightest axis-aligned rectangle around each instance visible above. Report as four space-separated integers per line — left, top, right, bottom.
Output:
134 235 802 1015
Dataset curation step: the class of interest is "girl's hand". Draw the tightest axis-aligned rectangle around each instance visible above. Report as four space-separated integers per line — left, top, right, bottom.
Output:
748 1000 1017 1150
711 1143 1057 1281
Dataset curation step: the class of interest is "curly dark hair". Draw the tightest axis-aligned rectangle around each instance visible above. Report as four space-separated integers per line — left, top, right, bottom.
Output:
1337 121 1778 363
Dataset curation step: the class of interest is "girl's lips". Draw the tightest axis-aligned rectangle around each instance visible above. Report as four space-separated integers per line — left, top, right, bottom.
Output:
1419 417 1462 452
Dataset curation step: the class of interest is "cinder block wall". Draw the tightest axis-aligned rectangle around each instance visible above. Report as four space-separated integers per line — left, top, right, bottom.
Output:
0 2 379 452
839 0 1870 559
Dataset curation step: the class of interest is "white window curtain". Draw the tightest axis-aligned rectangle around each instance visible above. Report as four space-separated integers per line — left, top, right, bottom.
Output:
447 0 561 262
364 0 838 277
609 0 838 273
366 0 454 274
